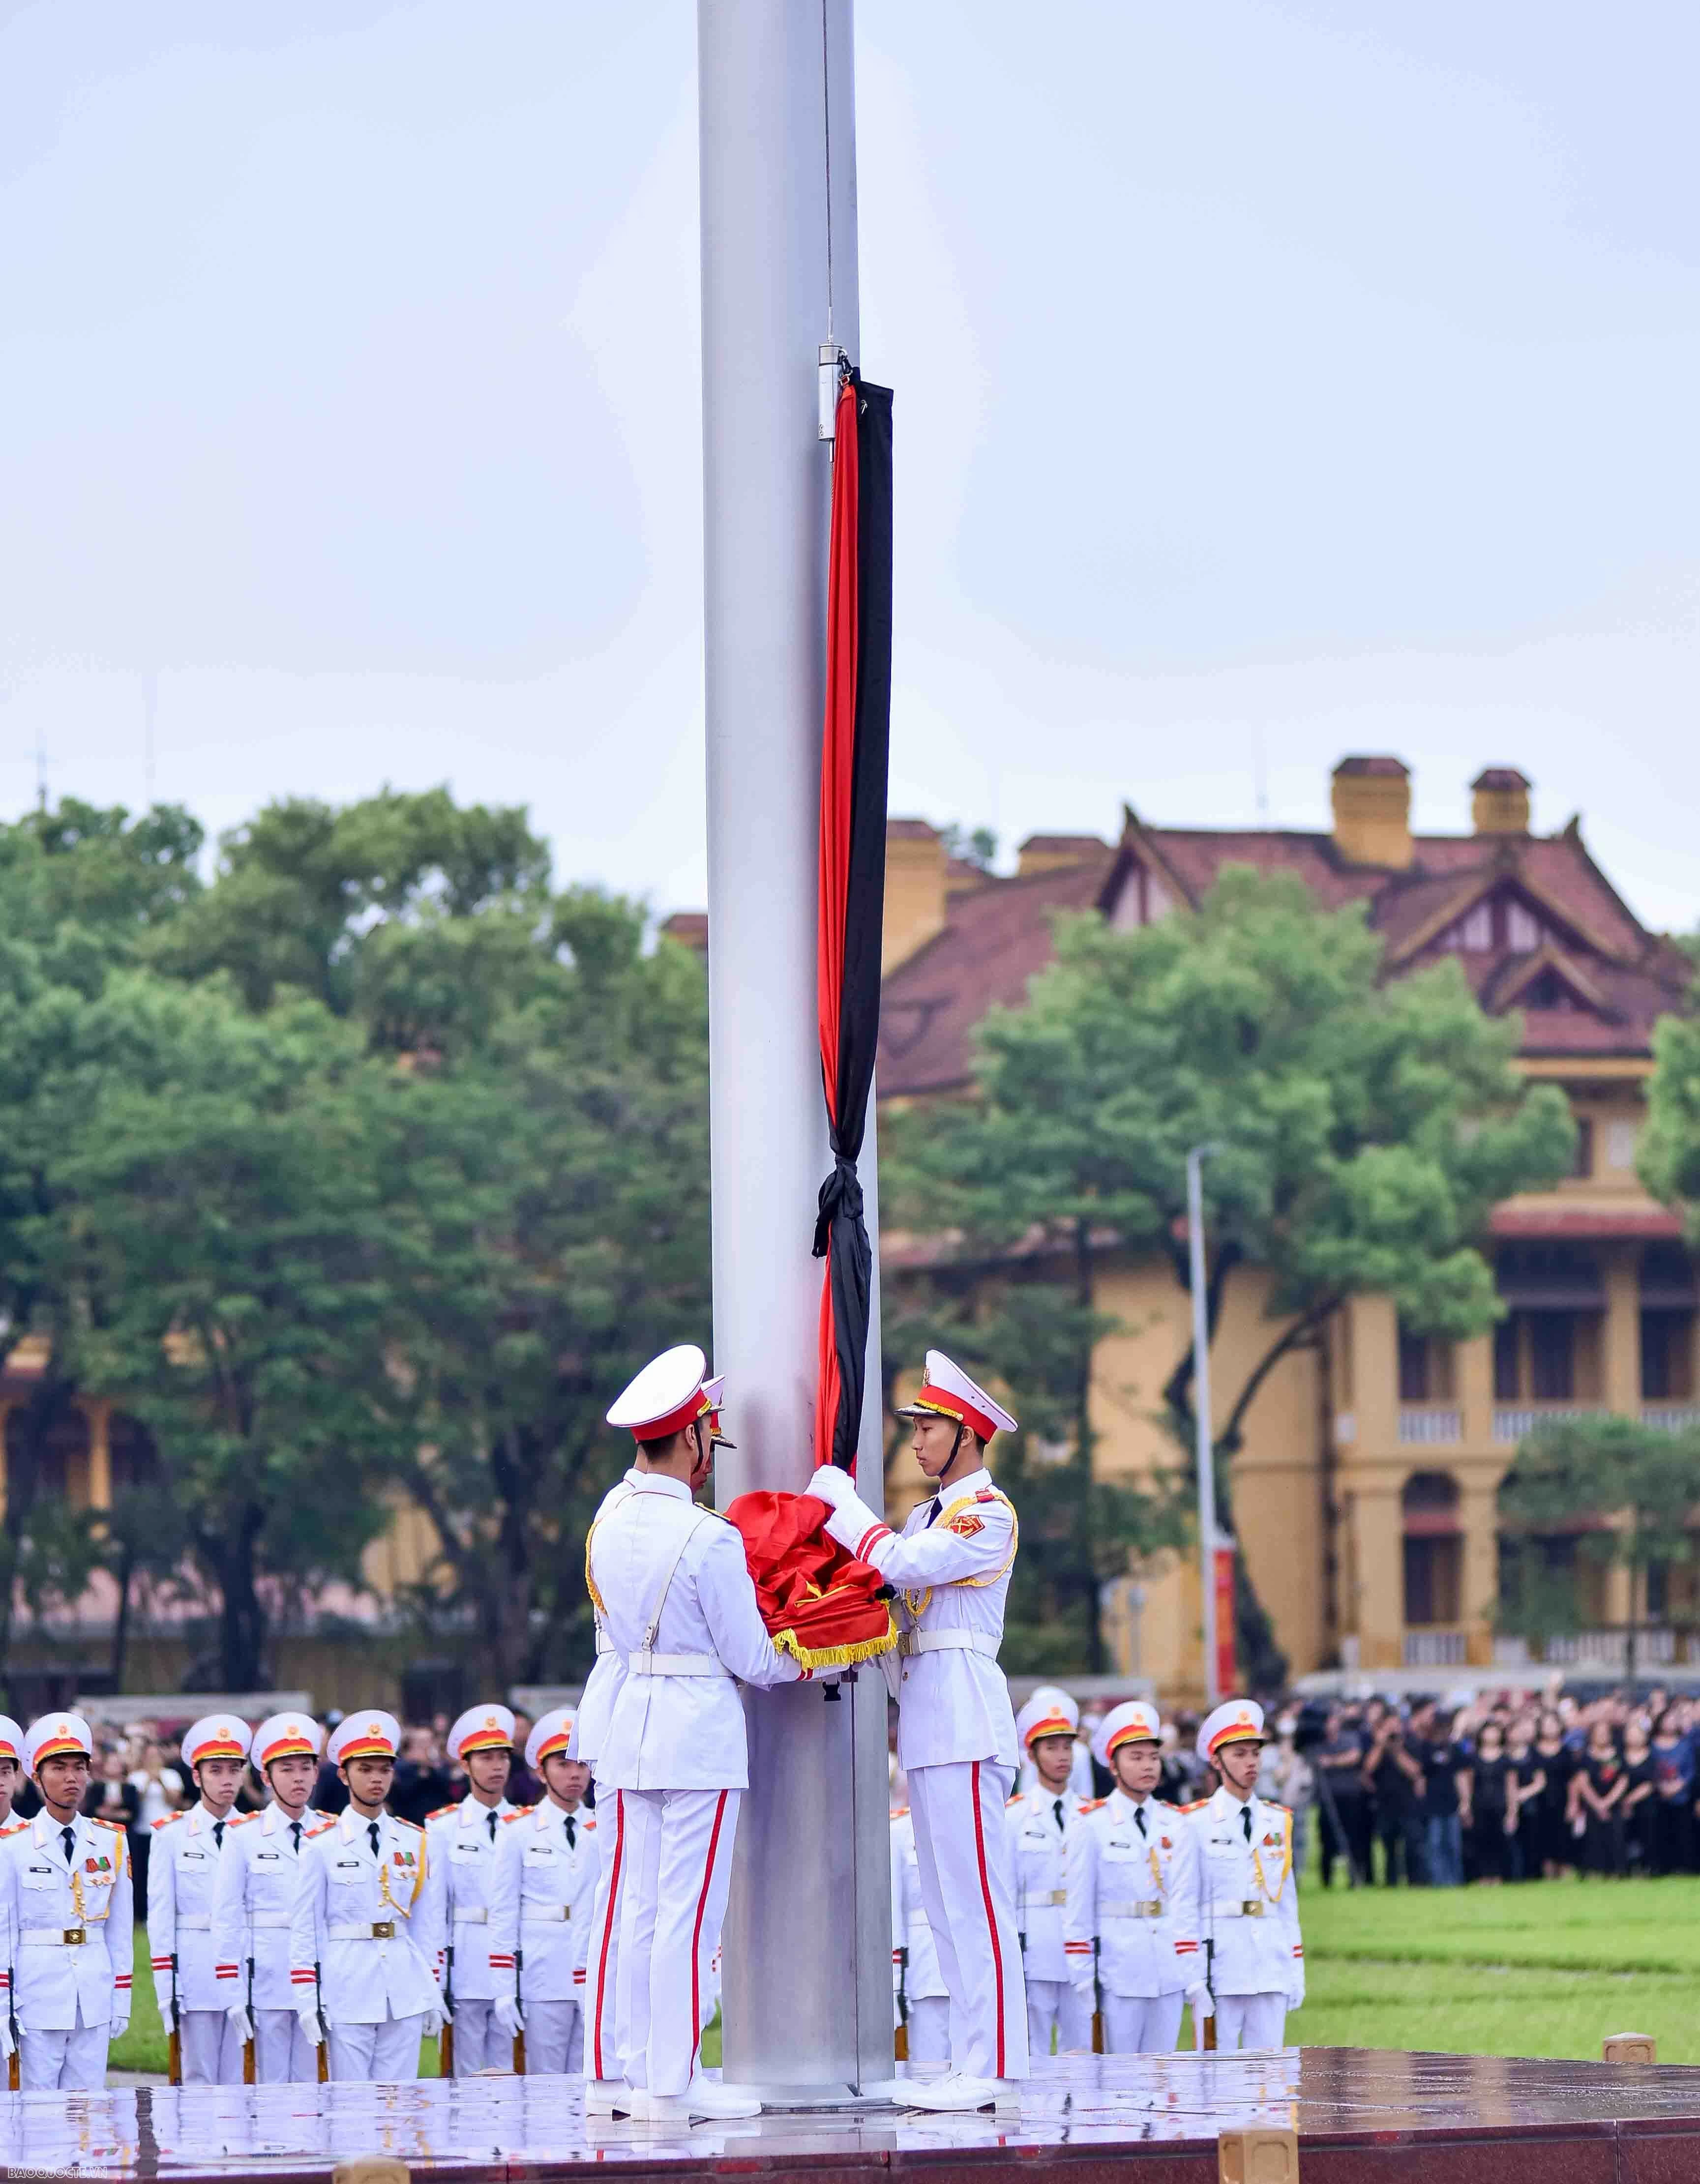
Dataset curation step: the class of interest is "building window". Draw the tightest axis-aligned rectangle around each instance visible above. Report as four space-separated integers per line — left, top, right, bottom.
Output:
1108 860 1174 932
1398 1328 1455 1401
1571 1118 1595 1179
1608 1121 1639 1171
1529 1312 1576 1399
1402 1472 1462 1626
1506 901 1542 951
1642 1312 1696 1402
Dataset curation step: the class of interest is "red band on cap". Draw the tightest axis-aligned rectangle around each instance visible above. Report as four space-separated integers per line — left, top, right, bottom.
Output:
1106 1720 1159 1757
629 1389 711 1443
533 1731 572 1766
1024 1712 1074 1747
912 1383 998 1443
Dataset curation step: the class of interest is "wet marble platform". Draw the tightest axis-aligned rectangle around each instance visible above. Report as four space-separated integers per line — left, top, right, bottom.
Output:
7 2050 1700 2182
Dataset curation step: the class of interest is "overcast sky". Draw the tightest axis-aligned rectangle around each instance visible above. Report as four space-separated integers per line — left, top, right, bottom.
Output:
3 2 1697 930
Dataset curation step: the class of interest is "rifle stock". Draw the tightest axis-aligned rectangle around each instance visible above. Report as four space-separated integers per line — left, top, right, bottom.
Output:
512 2031 526 2076
243 1954 256 2084
440 1940 455 2078
168 1956 182 2087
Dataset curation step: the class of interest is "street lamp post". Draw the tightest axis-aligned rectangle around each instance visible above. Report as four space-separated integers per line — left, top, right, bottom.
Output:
1186 1144 1221 1708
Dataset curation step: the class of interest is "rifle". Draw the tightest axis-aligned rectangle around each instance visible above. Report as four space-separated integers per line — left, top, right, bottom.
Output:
7 1931 19 2090
314 1957 328 2083
1199 1936 1217 2052
1091 1938 1104 2055
893 1944 908 2062
511 1944 526 2076
439 1941 455 2078
168 1952 182 2086
242 1950 257 2085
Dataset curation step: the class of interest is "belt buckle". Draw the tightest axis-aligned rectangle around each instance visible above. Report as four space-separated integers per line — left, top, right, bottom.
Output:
62 1927 86 1946
1241 1900 1264 1918
1139 1900 1161 1918
371 1919 396 1940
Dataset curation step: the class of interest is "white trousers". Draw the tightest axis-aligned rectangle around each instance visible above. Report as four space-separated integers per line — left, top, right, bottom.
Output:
616 1785 740 2098
180 2006 245 2085
20 2012 109 2091
255 2007 318 2084
327 2012 427 2082
449 1997 500 2076
1025 1976 1094 2057
904 1993 951 2066
1214 1992 1287 2051
1103 1990 1185 2054
906 1760 1028 2083
523 1998 583 2075
584 1780 625 2084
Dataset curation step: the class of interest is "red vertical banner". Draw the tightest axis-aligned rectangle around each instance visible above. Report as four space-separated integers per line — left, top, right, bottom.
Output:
1214 1539 1238 1698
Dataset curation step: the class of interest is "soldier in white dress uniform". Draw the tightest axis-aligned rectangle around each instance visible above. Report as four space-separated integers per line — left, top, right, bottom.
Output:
1184 1700 1304 2052
1066 1699 1204 2053
148 1712 252 2084
489 1707 599 2074
890 1802 949 2073
289 1711 447 2081
806 1349 1027 2114
1015 1685 1093 1802
1007 1689 1093 2059
425 1704 519 2075
0 1713 24 1827
211 1710 326 2083
590 1344 805 2124
0 1713 134 2089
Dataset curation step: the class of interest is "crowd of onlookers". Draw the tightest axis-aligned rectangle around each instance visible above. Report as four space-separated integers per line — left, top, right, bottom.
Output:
6 1709 538 1918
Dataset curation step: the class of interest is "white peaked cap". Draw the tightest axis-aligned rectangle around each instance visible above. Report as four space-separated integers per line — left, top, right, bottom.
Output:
1197 1698 1267 1764
606 1344 712 1438
527 1708 576 1771
182 1713 253 1768
1014 1688 1079 1749
328 1711 403 1765
252 1712 323 1769
0 1715 25 1764
1092 1700 1163 1771
895 1350 1017 1440
25 1712 93 1769
447 1704 516 1761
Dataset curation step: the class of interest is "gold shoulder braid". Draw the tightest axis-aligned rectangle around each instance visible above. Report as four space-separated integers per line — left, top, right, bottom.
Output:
902 1488 1019 1621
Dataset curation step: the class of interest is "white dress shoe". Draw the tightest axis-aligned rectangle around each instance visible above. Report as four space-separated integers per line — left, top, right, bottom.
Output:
583 2078 632 2117
904 2073 1020 2114
681 2075 763 2120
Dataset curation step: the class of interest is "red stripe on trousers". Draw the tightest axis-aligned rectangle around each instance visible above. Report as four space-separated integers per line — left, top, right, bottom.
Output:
969 1760 1006 2079
592 1788 625 2079
688 1791 730 2080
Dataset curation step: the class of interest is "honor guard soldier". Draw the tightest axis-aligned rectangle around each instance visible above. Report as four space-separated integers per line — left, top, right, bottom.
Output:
425 1704 520 2075
0 1715 23 1827
1017 1685 1093 1802
212 1711 326 2083
590 1344 804 2123
148 1712 252 2083
488 1707 599 2073
1066 1700 1203 2053
890 1800 949 2074
807 1349 1027 2114
289 1711 447 2081
0 1713 134 2089
1185 1701 1304 2051
1008 1690 1092 2059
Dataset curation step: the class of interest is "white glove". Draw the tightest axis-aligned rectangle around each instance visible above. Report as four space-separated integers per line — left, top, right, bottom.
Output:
225 2004 254 2042
0 2015 16 2060
804 1462 854 1511
109 2015 130 2043
493 1994 525 2037
295 2001 326 2047
433 1991 454 2025
1185 1979 1214 2019
422 2007 447 2040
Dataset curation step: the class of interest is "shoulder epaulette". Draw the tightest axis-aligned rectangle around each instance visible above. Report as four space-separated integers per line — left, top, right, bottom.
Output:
583 1818 596 1831
0 1820 27 1837
305 1819 336 1838
1262 1799 1289 1812
1006 1793 1023 1807
152 1812 182 1830
890 1806 909 1819
91 1816 128 1832
501 1809 526 1824
1179 1799 1210 1813
391 1816 423 1833
227 1811 256 1827
425 1803 460 1822
975 1488 1001 1502
1077 1798 1105 1813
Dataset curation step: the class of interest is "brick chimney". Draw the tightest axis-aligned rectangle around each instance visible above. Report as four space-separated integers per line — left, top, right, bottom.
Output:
883 820 949 973
1331 756 1413 869
1471 767 1531 836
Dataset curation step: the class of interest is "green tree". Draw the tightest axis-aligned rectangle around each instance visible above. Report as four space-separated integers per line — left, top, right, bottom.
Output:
1498 1414 1700 1676
889 868 1576 1682
1641 1002 1700 1224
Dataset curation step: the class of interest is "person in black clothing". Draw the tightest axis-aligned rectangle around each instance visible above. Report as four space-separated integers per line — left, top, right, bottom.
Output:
1462 1718 1519 1882
1313 1708 1372 1887
1571 1722 1628 1877
1646 1709 1694 1874
1364 1708 1427 1885
1414 1706 1467 1887
389 1724 455 1825
1621 1720 1656 1873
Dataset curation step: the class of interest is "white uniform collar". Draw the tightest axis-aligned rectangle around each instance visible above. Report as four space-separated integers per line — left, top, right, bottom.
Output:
538 1799 581 1830
192 1800 230 1834
1110 1786 1156 1821
1211 1783 1258 1822
459 1795 513 1829
936 1465 992 1500
627 1469 692 1502
32 1811 79 1855
339 1806 386 1843
262 1802 314 1836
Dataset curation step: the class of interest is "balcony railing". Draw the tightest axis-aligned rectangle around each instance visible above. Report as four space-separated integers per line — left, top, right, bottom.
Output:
1643 1404 1700 1434
1492 1404 1610 1445
1398 1405 1461 1445
1494 1628 1678 1669
1403 1628 1468 1667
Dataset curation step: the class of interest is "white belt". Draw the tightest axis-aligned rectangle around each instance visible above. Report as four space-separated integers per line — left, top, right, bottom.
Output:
1021 1890 1067 1909
453 1909 488 1925
595 1629 614 1656
627 1652 731 1678
1102 1899 1164 1919
328 1919 402 1941
21 1925 101 1947
174 1915 212 1931
895 1629 999 1659
1212 1900 1268 1919
248 1912 290 1929
522 1906 572 1923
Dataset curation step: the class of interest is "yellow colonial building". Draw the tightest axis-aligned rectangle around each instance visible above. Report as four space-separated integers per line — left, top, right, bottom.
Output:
876 757 1697 1697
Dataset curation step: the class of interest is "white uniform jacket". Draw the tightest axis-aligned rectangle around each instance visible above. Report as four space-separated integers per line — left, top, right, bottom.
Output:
569 1476 635 1773
0 1813 134 2031
821 1466 1018 1772
424 1797 515 2003
212 1805 326 2013
487 1801 599 2005
1006 1787 1086 1984
591 1469 803 1792
288 1808 446 2025
1066 1791 1199 1999
1184 1788 1303 2005
889 1810 945 2007
149 1803 239 2015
